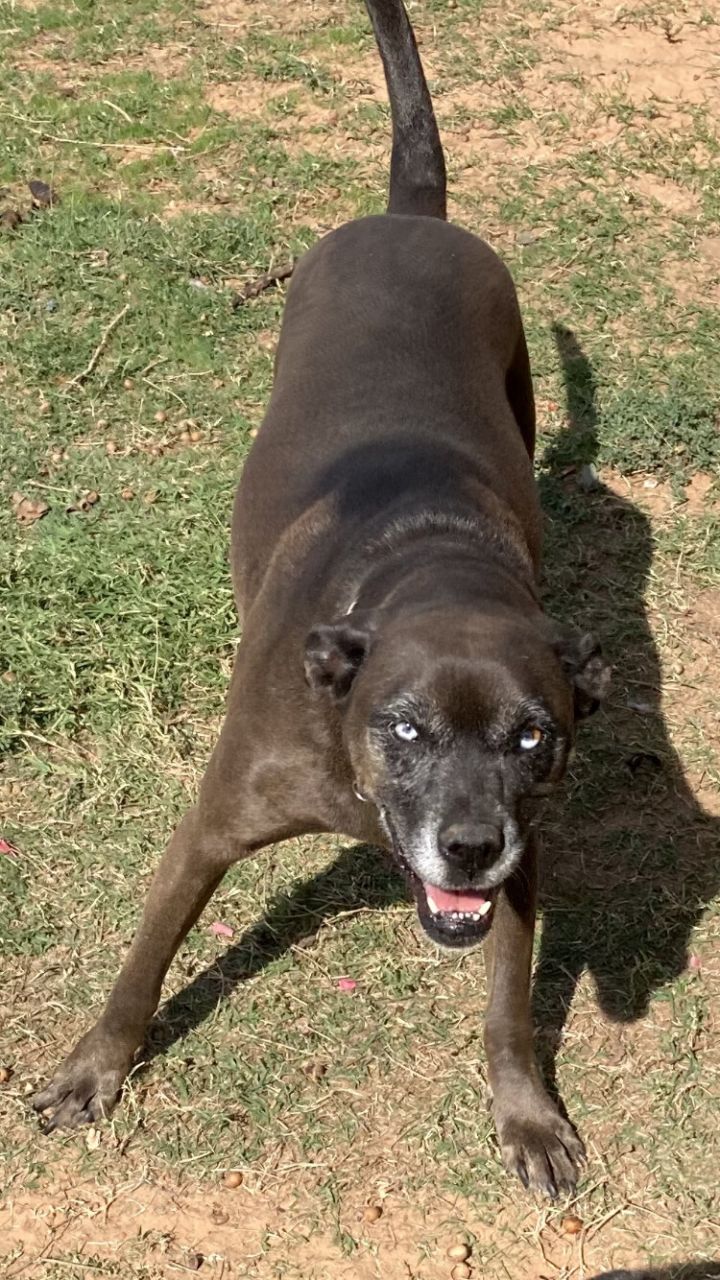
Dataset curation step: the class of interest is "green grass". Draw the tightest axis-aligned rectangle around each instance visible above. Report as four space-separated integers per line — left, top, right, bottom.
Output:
2 0 720 1276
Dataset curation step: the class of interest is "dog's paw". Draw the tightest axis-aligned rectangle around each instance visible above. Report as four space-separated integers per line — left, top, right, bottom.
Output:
32 1028 135 1133
495 1104 585 1198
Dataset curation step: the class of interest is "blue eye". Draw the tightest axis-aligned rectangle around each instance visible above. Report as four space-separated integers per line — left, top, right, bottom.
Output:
393 721 419 742
519 726 543 751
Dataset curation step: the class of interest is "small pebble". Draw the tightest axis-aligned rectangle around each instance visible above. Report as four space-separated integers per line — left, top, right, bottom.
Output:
106 441 118 454
447 1244 471 1262
249 427 259 438
120 487 135 500
363 1204 383 1223
0 1066 13 1084
189 428 202 443
223 1170 243 1189
154 410 168 424
451 1265 471 1280
122 377 134 391
561 1213 584 1235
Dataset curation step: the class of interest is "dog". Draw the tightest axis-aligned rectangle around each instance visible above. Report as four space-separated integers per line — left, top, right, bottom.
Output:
33 0 609 1197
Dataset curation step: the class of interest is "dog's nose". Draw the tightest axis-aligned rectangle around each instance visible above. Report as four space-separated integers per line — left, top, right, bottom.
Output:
438 822 505 873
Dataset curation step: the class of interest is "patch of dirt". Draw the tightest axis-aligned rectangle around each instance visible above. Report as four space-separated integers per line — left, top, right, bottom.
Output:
102 42 192 79
600 469 720 519
205 78 294 119
9 32 71 74
0 1162 678 1279
10 35 190 79
200 0 348 36
631 172 700 218
204 74 382 169
546 21 719 110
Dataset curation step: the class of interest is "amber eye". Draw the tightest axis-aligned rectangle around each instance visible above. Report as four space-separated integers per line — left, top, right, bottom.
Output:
519 725 544 751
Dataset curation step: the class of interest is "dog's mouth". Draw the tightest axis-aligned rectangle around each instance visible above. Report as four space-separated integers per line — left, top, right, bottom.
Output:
390 843 498 948
415 879 498 947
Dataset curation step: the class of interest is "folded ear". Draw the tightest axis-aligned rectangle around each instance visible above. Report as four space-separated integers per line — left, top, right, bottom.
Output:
553 626 611 720
304 614 377 700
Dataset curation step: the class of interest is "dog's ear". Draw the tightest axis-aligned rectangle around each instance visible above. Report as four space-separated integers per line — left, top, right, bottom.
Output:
553 626 611 720
304 615 376 700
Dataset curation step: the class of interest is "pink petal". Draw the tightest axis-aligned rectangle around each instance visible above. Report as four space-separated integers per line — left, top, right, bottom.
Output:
689 953 702 970
336 977 357 992
210 921 234 938
0 838 18 856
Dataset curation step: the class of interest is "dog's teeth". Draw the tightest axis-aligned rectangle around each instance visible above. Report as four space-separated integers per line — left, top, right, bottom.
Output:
478 900 492 916
470 912 480 921
427 895 440 915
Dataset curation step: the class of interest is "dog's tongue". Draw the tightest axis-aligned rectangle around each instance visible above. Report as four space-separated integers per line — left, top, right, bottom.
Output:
424 883 488 914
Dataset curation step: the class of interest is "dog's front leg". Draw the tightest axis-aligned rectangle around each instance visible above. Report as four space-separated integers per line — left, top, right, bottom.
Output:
484 836 585 1197
31 802 242 1131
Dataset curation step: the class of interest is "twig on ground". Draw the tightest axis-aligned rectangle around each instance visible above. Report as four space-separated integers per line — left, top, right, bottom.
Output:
66 305 130 389
232 260 295 308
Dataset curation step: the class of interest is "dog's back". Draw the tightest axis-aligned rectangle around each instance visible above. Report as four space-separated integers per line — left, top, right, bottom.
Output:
232 0 537 615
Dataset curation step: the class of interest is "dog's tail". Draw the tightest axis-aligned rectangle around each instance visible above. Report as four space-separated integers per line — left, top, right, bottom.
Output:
364 0 446 219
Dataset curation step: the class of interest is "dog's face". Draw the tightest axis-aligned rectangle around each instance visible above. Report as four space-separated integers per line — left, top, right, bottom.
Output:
306 606 609 948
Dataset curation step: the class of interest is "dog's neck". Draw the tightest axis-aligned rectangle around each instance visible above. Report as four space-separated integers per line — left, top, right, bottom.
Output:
343 506 538 618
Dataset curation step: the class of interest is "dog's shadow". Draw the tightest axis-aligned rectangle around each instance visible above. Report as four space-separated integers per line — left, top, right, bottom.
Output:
532 325 718 1081
146 327 718 1096
145 842 404 1060
590 1267 720 1280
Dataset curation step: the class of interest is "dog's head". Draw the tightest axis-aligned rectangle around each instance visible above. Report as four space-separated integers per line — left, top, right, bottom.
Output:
305 605 609 948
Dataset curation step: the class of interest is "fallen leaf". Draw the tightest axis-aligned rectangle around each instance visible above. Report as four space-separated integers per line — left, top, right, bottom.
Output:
29 179 58 208
626 751 662 775
302 1060 327 1081
0 838 19 856
210 921 233 938
337 977 357 993
11 493 49 524
66 490 100 515
1 209 24 231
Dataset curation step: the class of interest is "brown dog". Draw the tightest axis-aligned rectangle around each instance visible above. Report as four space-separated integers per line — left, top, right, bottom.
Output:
33 0 609 1196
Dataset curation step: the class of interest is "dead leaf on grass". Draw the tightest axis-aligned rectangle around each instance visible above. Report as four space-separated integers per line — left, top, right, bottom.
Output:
11 492 49 524
0 208 24 231
65 489 100 515
29 178 58 208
